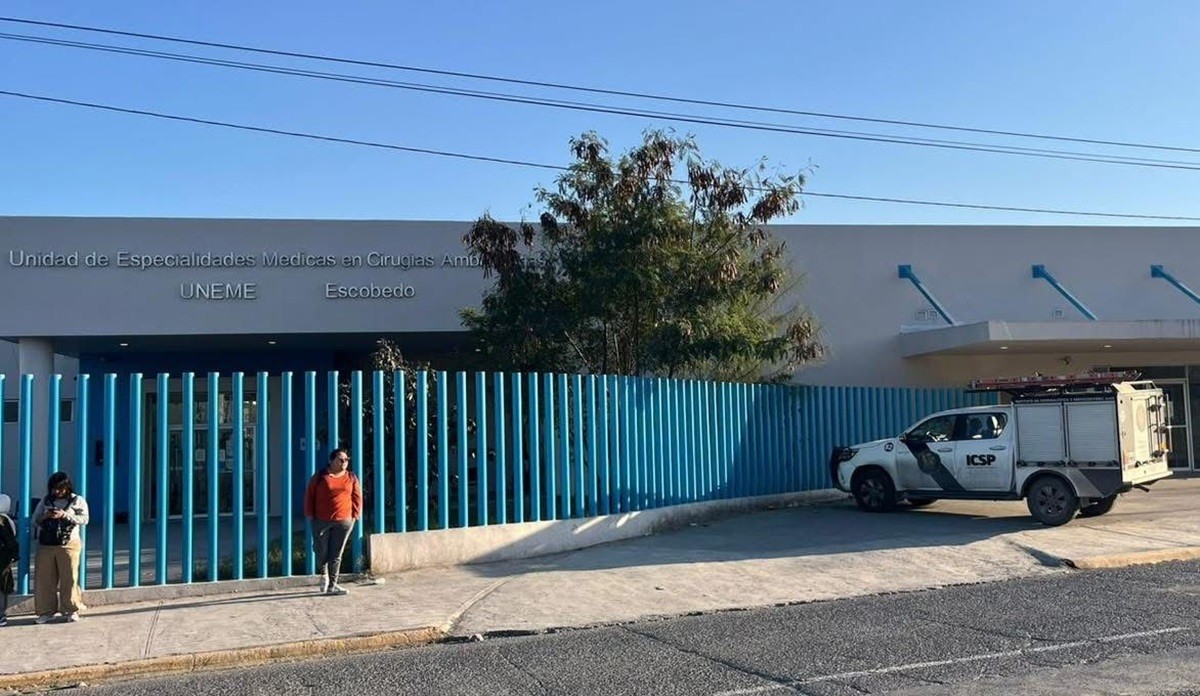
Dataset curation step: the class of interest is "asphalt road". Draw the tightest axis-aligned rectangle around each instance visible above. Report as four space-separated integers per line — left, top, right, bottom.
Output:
67 560 1200 695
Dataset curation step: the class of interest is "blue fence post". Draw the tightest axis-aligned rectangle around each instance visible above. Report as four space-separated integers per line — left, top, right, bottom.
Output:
676 380 687 503
755 384 766 495
304 372 318 575
641 379 653 508
281 372 293 577
494 373 507 524
180 373 195 583
372 371 386 536
689 380 700 502
681 379 692 503
528 373 541 522
129 373 143 587
232 372 245 581
698 380 707 500
350 371 364 573
624 381 633 511
726 382 738 499
16 376 32 595
102 374 116 589
586 375 599 517
777 385 787 493
455 372 467 528
654 377 663 507
257 372 271 579
153 375 167 585
512 373 525 524
417 371 429 532
48 375 61 476
99 374 117 588
762 385 773 495
599 376 611 516
475 372 489 526
75 374 90 588
327 371 340 453
734 382 745 498
672 379 683 505
437 372 450 530
206 372 220 583
394 371 407 533
558 374 570 518
572 375 585 517
703 381 712 499
543 373 556 520
746 383 756 497
778 385 787 493
656 378 667 507
654 378 665 508
635 378 648 510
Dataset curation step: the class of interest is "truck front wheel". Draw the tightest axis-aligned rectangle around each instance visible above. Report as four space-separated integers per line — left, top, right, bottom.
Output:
852 469 897 513
1026 476 1079 526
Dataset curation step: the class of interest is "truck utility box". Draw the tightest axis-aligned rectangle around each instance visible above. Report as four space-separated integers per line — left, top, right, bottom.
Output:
1013 381 1170 487
828 372 1173 526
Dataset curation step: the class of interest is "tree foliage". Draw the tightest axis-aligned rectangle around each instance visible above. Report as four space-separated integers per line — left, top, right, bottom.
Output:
462 130 823 382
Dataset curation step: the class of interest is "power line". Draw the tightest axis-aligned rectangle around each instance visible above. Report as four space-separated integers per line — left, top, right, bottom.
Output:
5 32 1200 173
2 15 1198 156
3 88 1198 222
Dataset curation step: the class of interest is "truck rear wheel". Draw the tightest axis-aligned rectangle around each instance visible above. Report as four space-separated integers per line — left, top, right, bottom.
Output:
1026 475 1079 526
852 469 897 513
1079 495 1117 518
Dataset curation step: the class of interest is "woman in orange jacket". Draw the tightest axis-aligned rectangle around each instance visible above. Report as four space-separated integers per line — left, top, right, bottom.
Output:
303 448 362 595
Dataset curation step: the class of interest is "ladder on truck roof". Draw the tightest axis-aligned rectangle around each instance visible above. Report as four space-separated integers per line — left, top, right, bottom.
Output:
966 371 1143 399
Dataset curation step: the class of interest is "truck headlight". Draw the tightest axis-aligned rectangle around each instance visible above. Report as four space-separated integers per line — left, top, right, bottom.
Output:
833 447 858 463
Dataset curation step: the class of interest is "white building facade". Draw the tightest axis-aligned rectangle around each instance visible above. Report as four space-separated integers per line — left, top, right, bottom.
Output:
3 217 1199 507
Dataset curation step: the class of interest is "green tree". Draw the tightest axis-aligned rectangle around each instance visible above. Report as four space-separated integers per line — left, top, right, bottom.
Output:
461 130 823 382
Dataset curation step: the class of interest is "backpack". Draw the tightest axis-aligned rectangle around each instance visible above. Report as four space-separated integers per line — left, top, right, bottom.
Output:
0 514 17 568
0 515 14 596
38 496 77 547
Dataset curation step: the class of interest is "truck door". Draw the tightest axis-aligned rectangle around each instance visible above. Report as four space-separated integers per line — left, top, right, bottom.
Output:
897 413 963 491
952 411 1015 492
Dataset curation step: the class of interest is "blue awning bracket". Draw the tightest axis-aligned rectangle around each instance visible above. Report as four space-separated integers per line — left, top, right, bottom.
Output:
1031 264 1097 320
898 264 956 325
1151 265 1200 306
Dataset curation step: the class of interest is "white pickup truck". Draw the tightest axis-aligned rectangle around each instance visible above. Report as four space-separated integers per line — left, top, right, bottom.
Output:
829 374 1173 526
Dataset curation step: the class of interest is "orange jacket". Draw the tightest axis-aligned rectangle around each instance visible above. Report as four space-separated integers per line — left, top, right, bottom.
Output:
304 469 362 522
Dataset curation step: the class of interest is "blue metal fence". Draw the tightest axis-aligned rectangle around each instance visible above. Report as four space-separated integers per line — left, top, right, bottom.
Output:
0 371 995 591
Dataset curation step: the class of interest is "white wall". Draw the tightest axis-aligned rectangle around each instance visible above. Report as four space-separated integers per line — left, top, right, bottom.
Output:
779 225 1200 386
5 218 1200 391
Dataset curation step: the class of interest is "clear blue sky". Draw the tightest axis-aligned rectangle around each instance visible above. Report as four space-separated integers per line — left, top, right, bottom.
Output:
2 1 1198 225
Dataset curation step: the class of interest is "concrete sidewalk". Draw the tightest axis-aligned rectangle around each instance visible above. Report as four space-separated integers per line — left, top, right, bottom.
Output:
3 478 1199 689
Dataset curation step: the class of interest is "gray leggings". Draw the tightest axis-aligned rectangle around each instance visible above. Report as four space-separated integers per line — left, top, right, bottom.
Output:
314 519 354 584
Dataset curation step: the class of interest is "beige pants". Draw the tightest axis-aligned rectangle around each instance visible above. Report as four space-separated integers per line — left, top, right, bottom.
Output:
35 540 83 616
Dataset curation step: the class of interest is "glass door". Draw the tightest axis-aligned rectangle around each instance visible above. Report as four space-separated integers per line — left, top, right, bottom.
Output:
144 389 258 518
1158 379 1193 470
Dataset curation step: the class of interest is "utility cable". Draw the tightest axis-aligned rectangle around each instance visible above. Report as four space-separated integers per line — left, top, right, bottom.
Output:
2 15 1198 155
3 88 1199 221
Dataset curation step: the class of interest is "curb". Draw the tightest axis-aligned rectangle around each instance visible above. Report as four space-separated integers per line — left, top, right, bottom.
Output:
0 626 445 692
1061 546 1200 570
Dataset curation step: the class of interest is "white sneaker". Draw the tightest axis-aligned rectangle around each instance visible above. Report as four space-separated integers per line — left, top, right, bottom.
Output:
66 613 81 622
318 576 329 594
35 614 54 625
327 583 348 596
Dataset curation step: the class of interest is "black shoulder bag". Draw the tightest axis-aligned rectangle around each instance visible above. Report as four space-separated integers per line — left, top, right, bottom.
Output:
38 496 77 546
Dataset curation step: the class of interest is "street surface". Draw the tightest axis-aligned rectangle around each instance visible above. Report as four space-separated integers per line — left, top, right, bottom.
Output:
71 559 1200 696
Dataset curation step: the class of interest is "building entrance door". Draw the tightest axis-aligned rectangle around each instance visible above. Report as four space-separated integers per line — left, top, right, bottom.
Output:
142 388 258 518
